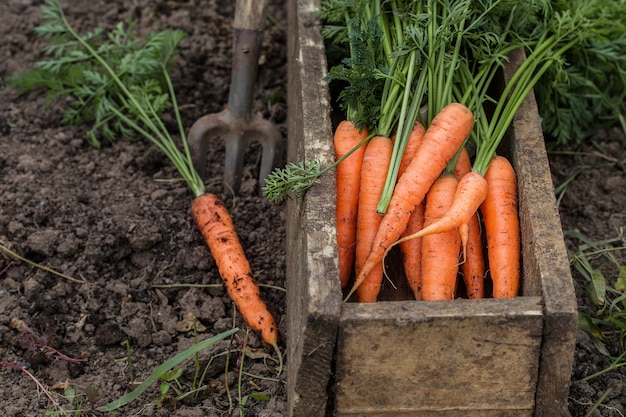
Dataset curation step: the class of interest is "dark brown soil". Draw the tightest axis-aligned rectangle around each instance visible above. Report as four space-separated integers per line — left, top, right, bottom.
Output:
1 1 287 416
550 134 626 417
1 1 625 416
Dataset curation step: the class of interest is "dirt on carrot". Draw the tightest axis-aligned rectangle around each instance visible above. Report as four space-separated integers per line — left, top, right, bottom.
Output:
191 193 279 345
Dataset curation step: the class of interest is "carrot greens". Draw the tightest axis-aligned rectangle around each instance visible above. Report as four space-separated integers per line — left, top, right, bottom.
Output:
9 0 205 197
263 0 626 204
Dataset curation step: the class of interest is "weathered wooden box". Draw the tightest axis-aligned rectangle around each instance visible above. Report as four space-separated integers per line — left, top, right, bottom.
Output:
285 1 578 416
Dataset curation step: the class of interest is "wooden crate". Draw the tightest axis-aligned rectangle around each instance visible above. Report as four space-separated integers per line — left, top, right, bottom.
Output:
285 1 578 416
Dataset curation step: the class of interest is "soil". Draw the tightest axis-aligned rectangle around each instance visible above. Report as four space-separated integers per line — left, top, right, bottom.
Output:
0 1 625 417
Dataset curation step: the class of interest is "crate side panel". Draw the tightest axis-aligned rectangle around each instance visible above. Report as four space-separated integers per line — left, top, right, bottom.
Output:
335 411 537 417
335 298 543 416
286 0 342 416
503 49 577 417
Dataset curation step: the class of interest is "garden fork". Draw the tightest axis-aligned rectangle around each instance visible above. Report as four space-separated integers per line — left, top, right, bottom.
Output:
188 0 283 193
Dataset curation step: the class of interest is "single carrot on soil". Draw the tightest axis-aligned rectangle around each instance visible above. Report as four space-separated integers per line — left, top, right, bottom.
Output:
355 136 393 302
334 120 369 288
191 193 282 369
345 102 474 301
421 174 461 300
480 155 520 298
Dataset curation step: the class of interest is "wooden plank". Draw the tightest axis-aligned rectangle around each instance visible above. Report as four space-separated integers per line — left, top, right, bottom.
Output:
503 50 578 417
286 0 342 416
334 298 543 416
333 411 537 417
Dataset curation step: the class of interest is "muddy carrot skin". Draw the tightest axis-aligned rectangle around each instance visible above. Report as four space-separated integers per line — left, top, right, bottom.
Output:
335 121 369 288
191 193 279 345
480 155 520 298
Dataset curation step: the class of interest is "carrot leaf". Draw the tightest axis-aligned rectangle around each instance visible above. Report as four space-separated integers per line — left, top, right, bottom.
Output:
9 0 205 197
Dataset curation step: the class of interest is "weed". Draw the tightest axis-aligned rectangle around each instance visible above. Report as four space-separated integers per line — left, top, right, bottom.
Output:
0 362 68 415
0 240 84 284
567 229 626 365
19 326 85 365
157 368 184 407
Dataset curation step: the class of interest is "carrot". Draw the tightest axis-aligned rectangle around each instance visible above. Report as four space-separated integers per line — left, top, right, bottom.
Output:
453 146 472 179
400 202 425 300
334 120 369 288
191 193 282 370
355 136 393 302
480 155 520 298
346 102 473 301
393 170 488 248
421 174 461 300
453 147 484 299
397 121 426 177
396 122 426 300
460 212 485 299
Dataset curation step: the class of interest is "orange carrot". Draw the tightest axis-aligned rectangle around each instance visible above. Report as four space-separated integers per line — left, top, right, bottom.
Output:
460 212 485 299
400 202 425 300
191 193 280 350
421 174 461 300
453 146 472 179
334 121 369 288
346 103 474 301
480 155 520 298
393 171 488 250
453 147 484 299
397 122 426 177
355 136 393 302
396 122 426 300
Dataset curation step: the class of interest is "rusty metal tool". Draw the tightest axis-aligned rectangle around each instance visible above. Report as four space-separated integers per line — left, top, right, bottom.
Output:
188 0 283 193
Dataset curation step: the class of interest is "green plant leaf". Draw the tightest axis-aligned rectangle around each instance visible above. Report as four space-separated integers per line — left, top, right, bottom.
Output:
160 368 183 382
578 312 610 356
64 386 76 406
97 328 238 412
249 392 270 401
616 266 626 292
590 268 607 306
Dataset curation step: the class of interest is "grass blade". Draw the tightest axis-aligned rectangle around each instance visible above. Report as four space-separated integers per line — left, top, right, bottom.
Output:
97 328 239 412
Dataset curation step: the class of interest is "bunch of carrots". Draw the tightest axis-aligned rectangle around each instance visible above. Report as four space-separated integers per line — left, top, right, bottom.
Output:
327 0 528 302
336 103 519 302
264 0 618 305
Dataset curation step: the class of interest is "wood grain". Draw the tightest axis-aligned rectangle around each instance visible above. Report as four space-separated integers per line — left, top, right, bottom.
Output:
503 49 578 417
286 0 342 416
335 298 543 416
